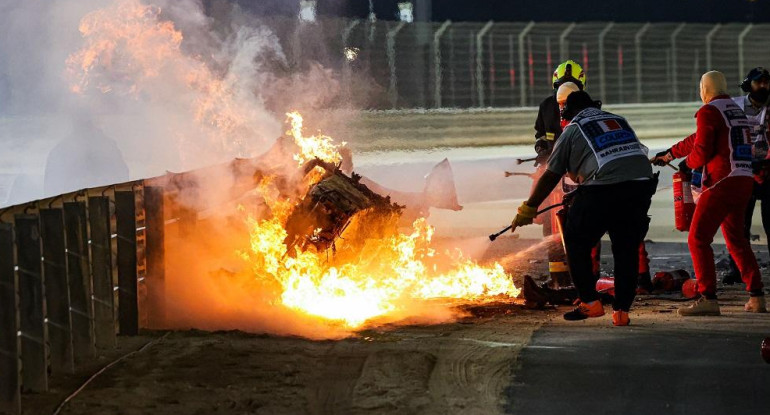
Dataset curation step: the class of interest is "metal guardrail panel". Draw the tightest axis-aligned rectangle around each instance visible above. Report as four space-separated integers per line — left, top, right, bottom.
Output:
0 223 20 414
15 214 47 393
88 196 116 349
115 191 139 336
63 202 96 364
143 187 166 329
39 209 74 374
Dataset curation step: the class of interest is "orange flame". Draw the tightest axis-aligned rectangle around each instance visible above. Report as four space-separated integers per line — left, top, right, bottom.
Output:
66 0 279 158
286 111 344 167
240 115 519 329
242 214 518 328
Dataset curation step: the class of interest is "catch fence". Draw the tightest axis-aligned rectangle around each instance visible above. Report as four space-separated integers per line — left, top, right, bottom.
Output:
276 19 770 109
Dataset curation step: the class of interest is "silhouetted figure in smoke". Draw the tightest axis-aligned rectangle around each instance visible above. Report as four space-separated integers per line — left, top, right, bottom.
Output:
44 115 129 196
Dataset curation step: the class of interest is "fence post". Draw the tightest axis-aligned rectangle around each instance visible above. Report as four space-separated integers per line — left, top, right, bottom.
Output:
387 21 407 109
470 31 476 106
0 223 20 414
618 44 625 104
738 23 754 83
489 31 496 105
666 49 673 100
518 21 536 107
341 19 360 102
115 191 138 335
476 21 494 107
15 213 47 393
88 196 116 349
705 23 721 71
433 20 451 108
559 23 576 62
507 34 515 106
39 208 74 374
63 201 95 364
342 19 360 52
671 23 686 102
635 23 651 103
143 187 166 329
598 22 615 102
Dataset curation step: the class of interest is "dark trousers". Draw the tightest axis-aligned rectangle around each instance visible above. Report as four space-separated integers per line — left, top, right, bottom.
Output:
729 179 770 272
562 180 653 311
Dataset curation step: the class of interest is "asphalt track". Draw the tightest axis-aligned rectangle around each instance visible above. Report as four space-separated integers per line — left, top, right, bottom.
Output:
505 244 770 415
506 318 770 414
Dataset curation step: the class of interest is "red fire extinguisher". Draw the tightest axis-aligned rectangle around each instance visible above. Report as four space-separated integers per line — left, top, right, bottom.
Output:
673 171 695 232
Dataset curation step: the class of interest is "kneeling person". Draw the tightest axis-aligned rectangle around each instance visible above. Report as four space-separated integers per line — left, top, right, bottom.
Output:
513 91 655 326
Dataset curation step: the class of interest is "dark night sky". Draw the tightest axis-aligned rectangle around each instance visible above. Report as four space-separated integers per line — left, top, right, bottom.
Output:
233 0 770 22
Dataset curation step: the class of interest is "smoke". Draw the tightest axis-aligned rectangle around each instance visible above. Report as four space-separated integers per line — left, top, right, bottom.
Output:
1 0 520 340
64 0 286 178
0 0 356 205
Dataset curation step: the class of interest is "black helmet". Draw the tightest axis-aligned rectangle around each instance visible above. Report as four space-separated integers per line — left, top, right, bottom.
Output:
561 90 602 121
740 67 770 92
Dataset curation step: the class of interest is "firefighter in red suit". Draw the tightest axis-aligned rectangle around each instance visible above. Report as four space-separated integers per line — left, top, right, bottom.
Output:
651 71 767 315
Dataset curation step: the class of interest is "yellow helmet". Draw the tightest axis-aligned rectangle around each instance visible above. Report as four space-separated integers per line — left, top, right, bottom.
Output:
552 60 586 89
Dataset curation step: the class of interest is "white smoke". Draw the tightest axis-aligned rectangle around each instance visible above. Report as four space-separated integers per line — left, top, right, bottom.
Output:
0 0 349 206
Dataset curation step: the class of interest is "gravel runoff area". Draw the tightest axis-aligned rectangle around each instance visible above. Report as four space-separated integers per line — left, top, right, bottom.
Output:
24 237 770 415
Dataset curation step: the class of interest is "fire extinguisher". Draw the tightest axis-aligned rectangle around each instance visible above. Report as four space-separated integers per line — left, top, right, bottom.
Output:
673 171 695 232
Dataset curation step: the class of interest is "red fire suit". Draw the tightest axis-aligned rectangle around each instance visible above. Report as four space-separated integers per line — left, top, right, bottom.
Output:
670 95 764 297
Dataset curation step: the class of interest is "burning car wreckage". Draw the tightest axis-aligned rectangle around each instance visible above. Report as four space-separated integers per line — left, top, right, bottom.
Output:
158 117 523 329
251 135 463 256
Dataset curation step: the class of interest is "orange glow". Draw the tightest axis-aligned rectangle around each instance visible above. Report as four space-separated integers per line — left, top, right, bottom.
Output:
239 115 519 329
66 0 275 157
66 1 520 335
285 111 344 167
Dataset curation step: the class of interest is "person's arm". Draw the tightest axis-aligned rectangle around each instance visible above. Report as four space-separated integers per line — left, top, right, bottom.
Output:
530 125 572 206
513 169 561 229
685 106 720 170
526 170 561 208
513 128 569 228
512 130 567 228
650 129 695 165
670 132 696 158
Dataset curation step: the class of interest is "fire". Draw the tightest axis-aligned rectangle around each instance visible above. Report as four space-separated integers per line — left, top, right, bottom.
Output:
66 0 281 160
240 116 519 329
243 214 518 328
286 111 344 167
65 0 520 334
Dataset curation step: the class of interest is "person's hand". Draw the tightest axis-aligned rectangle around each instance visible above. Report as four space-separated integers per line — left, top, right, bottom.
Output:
534 139 552 166
534 138 550 156
512 202 538 229
678 158 692 175
650 149 674 166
